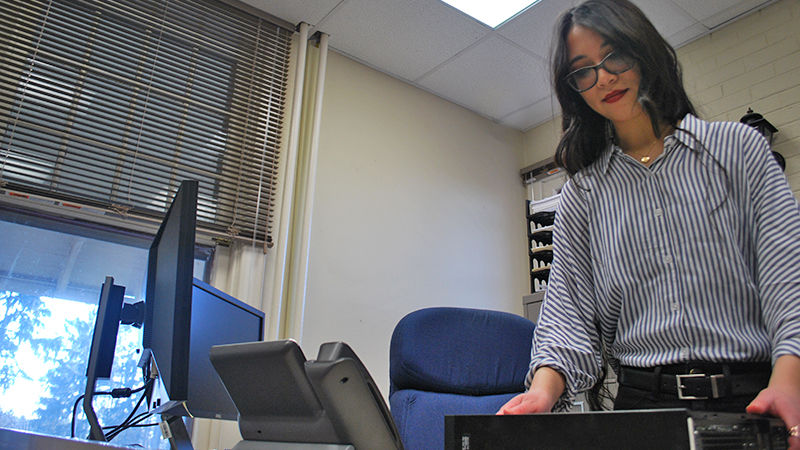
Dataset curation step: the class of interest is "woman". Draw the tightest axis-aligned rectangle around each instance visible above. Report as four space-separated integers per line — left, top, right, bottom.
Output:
497 0 800 445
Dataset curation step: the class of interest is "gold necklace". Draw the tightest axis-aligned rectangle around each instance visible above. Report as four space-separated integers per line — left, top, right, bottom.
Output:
634 139 661 164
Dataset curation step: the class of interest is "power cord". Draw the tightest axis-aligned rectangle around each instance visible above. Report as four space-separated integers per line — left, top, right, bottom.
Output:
71 379 154 439
104 411 159 441
103 385 155 441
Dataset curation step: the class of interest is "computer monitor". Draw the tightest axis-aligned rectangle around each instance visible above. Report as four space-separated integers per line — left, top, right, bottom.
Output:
142 180 265 420
83 276 126 441
185 278 264 419
142 180 198 406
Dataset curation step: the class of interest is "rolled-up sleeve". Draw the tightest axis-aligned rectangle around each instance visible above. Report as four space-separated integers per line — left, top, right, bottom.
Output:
745 131 800 362
526 178 604 411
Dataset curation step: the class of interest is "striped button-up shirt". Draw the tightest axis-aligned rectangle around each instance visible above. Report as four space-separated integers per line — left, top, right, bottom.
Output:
529 114 800 410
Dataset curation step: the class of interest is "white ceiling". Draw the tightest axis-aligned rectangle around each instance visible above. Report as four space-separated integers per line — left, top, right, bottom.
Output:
241 0 777 131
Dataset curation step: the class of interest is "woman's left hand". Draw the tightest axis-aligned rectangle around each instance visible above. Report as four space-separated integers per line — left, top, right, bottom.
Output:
746 355 800 450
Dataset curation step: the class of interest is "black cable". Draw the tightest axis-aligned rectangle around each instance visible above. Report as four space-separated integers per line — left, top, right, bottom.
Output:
107 411 157 435
104 412 157 449
126 422 160 429
71 394 85 439
105 411 156 441
104 392 147 441
71 390 111 438
71 380 152 439
103 379 154 442
111 414 159 429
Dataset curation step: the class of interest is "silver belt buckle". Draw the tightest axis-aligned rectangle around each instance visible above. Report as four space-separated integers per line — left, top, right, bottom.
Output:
676 373 724 399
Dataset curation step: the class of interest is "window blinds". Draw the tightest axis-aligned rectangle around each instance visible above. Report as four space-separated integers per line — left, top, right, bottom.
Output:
0 0 292 246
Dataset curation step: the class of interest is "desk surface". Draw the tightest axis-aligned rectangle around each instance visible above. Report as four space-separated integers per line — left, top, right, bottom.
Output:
0 427 132 450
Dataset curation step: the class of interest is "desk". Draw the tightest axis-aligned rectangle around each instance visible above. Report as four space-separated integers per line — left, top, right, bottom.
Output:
0 427 132 449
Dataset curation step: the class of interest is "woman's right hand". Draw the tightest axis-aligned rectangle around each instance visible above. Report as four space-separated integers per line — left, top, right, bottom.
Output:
496 390 556 415
496 366 565 415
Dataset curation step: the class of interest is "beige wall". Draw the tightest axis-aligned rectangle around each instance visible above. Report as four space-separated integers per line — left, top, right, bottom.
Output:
300 50 529 397
522 0 800 197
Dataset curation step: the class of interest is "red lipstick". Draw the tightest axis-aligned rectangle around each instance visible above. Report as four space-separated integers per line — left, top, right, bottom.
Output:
603 89 627 103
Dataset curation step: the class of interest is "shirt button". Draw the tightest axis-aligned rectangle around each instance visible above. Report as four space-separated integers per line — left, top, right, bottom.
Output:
671 302 679 311
655 208 663 217
680 348 689 359
663 255 673 264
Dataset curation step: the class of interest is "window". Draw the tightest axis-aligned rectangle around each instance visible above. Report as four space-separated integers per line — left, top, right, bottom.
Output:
0 0 292 246
0 0 292 444
0 212 209 447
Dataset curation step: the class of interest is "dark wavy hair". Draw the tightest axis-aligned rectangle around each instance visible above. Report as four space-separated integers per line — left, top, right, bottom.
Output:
552 0 696 176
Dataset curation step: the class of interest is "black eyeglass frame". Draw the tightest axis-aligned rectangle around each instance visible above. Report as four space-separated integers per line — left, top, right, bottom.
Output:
564 51 636 93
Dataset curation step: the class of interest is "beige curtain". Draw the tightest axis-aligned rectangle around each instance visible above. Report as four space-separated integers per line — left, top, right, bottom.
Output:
190 25 330 450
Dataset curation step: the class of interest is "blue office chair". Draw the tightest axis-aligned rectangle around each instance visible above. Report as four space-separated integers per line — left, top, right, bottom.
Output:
389 307 535 450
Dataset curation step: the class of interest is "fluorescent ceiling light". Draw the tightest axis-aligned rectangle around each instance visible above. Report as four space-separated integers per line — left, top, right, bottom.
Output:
441 0 539 28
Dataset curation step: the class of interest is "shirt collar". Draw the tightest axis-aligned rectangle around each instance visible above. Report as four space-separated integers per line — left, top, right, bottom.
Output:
673 113 704 151
596 142 615 175
595 113 702 175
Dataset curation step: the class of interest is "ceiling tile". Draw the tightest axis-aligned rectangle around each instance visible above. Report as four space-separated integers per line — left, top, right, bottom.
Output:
666 22 711 48
632 0 698 38
497 0 580 59
238 0 341 26
500 96 562 131
417 35 550 120
671 0 772 28
317 0 490 81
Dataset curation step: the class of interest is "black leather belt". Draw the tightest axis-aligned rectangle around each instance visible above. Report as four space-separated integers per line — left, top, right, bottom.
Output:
619 364 770 400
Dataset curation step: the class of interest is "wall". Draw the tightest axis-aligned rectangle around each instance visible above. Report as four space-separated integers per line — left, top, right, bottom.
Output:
522 115 561 169
299 50 529 397
522 0 800 198
679 0 800 195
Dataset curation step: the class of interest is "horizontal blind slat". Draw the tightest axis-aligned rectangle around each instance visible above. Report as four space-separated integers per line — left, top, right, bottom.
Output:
1 0 292 245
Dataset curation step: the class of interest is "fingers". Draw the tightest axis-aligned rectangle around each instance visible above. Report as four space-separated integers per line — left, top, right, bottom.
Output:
496 395 522 415
746 388 800 449
787 421 800 450
745 398 768 415
788 425 800 450
496 391 554 415
496 393 541 415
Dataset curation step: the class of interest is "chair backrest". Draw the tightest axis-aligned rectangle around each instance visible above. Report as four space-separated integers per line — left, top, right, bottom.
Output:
388 307 535 449
390 307 535 396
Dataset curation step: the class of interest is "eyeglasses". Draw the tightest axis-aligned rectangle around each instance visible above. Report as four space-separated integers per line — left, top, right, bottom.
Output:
565 51 636 93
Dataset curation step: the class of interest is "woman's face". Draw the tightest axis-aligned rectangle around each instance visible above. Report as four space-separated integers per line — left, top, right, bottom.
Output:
566 24 645 126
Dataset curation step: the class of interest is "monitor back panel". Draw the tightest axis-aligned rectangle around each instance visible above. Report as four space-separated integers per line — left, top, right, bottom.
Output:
186 279 264 420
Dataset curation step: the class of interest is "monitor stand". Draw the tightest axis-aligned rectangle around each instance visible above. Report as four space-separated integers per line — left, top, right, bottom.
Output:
160 414 193 450
141 355 195 450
